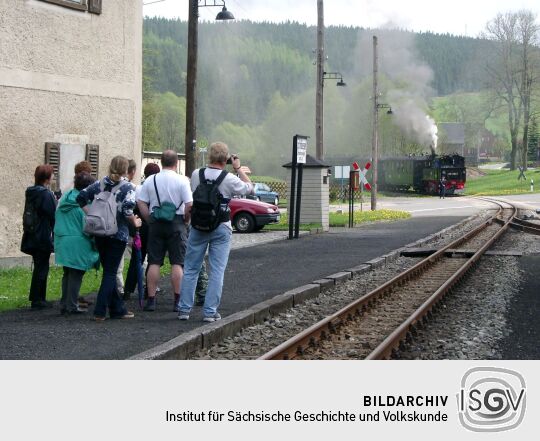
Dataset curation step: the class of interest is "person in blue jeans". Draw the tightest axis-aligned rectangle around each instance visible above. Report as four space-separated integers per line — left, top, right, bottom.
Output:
178 142 253 322
77 156 142 321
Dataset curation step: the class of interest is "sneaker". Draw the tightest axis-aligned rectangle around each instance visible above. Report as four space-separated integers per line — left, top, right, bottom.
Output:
143 297 156 312
78 297 92 306
178 313 190 321
202 313 221 323
64 307 87 315
110 311 135 319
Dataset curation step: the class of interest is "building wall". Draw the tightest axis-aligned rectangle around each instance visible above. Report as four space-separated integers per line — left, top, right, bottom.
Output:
0 0 142 256
286 168 330 231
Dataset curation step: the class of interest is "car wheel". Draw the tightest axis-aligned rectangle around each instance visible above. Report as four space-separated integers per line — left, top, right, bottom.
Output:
234 213 255 233
273 196 279 206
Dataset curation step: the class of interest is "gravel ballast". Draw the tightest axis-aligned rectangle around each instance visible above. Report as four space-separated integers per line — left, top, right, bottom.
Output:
190 212 540 360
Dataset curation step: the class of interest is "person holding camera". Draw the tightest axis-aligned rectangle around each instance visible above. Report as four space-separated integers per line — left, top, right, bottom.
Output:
178 142 253 322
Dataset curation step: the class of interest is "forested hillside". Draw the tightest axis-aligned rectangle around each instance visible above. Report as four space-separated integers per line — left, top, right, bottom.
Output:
143 18 498 176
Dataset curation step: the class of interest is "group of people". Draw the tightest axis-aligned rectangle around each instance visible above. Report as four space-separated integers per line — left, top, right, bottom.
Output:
21 142 253 322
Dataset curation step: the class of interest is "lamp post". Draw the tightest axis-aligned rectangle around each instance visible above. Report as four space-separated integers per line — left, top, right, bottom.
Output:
371 35 394 211
185 0 234 177
315 0 324 160
315 70 347 162
323 72 347 87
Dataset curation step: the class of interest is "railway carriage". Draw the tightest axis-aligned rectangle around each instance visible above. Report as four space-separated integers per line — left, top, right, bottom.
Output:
379 154 466 195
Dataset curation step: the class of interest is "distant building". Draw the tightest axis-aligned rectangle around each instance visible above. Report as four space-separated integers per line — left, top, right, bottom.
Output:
438 122 477 166
0 0 143 256
478 128 503 161
142 151 186 177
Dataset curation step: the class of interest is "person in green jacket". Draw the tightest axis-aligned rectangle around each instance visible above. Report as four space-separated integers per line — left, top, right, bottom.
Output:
54 172 99 315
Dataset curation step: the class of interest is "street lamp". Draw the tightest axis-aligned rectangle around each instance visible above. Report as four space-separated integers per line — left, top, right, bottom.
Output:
185 0 235 177
371 36 394 211
315 70 347 161
323 72 347 87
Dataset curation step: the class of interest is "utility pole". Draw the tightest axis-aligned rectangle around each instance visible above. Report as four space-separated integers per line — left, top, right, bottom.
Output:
185 0 199 178
315 0 324 160
371 35 379 211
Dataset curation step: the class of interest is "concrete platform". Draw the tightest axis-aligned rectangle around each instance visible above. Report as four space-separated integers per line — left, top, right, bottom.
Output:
0 215 470 359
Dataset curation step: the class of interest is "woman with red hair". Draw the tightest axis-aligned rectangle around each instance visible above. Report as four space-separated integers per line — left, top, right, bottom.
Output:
20 164 57 309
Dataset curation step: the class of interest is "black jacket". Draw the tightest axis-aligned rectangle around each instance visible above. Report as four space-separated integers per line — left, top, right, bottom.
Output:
20 186 57 254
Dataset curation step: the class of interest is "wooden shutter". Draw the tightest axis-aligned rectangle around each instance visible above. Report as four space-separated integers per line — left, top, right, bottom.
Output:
85 144 100 179
88 0 102 14
44 142 61 192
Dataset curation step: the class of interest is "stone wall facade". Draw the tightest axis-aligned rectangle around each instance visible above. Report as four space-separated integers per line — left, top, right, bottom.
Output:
0 0 142 256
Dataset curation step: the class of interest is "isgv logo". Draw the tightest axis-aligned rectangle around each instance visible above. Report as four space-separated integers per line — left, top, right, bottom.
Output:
457 367 526 432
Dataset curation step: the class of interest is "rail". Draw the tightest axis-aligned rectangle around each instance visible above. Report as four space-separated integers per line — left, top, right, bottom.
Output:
259 199 517 360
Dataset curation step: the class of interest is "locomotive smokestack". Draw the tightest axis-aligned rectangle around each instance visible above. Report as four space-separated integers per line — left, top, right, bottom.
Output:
430 144 436 157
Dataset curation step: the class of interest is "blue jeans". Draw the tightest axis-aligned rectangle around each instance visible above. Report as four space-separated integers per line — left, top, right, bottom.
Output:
94 237 128 318
179 223 232 317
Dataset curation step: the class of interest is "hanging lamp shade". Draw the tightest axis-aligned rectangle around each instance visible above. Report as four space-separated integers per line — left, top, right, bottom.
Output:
216 6 235 20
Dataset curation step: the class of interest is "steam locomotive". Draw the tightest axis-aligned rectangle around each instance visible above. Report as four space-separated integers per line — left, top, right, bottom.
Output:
379 154 466 195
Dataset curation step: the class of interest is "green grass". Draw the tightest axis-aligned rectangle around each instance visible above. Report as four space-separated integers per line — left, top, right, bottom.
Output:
264 209 410 231
0 259 172 313
329 209 411 226
465 169 540 196
0 266 102 312
264 213 322 231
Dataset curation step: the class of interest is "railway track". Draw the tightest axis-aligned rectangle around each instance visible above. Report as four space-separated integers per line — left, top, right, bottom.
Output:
259 199 518 360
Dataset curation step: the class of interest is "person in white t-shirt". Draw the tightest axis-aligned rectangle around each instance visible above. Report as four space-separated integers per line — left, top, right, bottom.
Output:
137 150 193 312
177 142 253 322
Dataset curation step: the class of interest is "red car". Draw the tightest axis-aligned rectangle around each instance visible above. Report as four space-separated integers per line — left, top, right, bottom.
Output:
229 197 280 233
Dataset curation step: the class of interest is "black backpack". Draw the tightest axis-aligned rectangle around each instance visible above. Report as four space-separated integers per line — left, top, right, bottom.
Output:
191 169 228 232
22 196 40 234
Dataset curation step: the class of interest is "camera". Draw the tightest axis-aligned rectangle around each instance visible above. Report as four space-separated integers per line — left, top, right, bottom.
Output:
226 154 238 165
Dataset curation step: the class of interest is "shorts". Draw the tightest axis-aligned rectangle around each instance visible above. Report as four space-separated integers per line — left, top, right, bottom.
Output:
147 216 187 266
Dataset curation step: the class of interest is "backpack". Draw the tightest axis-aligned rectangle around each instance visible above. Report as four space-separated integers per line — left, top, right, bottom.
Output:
190 169 228 232
84 180 123 237
22 196 40 234
151 174 182 223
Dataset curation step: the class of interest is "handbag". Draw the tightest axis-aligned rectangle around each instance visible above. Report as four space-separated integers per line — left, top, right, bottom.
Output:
151 175 181 222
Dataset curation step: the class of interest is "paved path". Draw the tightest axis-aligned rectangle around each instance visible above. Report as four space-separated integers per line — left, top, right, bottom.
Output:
0 215 468 359
332 194 540 218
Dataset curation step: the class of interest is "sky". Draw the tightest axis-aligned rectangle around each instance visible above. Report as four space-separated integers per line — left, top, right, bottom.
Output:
143 0 540 37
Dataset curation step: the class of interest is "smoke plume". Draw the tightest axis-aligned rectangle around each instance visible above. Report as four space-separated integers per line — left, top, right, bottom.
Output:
356 28 438 150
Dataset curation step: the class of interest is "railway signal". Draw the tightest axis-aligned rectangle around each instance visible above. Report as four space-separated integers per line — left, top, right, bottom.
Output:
352 161 372 191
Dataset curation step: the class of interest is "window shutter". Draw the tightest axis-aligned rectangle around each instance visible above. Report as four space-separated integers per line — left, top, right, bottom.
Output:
85 144 100 179
88 0 102 14
44 142 61 192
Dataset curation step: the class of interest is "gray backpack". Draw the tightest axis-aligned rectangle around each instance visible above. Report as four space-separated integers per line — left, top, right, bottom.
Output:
84 180 123 237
